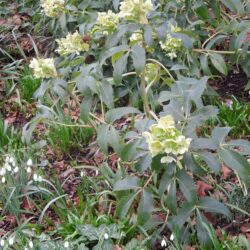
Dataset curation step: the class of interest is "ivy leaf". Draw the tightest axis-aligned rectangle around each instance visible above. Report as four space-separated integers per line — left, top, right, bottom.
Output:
131 45 145 74
199 197 231 218
113 176 140 191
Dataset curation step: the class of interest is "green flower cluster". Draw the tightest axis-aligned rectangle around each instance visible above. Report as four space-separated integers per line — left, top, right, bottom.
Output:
129 30 154 52
56 31 89 56
160 25 182 59
143 115 191 163
119 0 153 24
29 58 58 79
40 0 65 18
90 11 119 36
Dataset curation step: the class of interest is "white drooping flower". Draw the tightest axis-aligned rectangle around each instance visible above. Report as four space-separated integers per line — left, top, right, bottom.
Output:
27 166 32 173
40 0 65 17
0 239 4 247
29 58 58 79
119 0 153 24
104 233 109 240
1 176 5 183
8 237 14 246
29 240 34 248
13 167 19 173
161 238 167 247
170 234 174 241
64 241 69 248
56 31 89 56
27 159 33 166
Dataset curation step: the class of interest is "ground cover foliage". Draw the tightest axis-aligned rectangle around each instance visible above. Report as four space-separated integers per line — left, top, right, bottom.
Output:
0 0 250 249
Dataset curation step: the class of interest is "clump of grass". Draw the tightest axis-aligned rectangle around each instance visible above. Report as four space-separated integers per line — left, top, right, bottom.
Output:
19 66 41 102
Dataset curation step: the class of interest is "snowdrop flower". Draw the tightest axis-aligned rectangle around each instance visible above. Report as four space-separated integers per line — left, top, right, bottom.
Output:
13 166 19 173
29 58 58 79
27 159 33 166
0 239 5 247
64 241 69 248
5 164 12 172
41 0 65 17
170 234 174 241
0 168 6 176
104 233 109 240
8 237 14 246
27 166 32 173
9 157 14 163
56 31 89 56
80 171 84 177
161 238 167 247
33 174 39 182
29 240 34 248
1 176 6 183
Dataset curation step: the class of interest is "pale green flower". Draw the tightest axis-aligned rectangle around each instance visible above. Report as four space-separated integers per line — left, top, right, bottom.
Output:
56 31 89 56
91 10 119 35
129 30 154 52
29 58 57 79
143 115 191 160
119 0 153 24
40 0 65 17
160 25 182 59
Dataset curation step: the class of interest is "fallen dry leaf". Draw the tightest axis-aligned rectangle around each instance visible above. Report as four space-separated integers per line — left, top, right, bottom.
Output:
221 165 232 179
196 181 213 197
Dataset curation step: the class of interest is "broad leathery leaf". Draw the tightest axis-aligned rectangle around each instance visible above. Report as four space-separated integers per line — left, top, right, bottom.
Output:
211 127 231 146
114 176 140 191
183 153 205 175
226 139 250 155
190 138 217 150
52 79 67 99
135 153 152 172
76 75 98 94
80 95 92 123
200 54 212 75
116 192 138 218
210 53 228 75
113 53 129 84
169 202 195 230
137 189 154 226
105 107 141 123
177 169 197 202
166 179 177 213
196 211 213 247
218 148 250 186
120 140 140 161
131 45 145 74
99 80 114 109
100 45 129 65
96 124 110 154
159 170 173 196
196 152 221 173
108 126 122 155
199 197 231 218
205 35 227 50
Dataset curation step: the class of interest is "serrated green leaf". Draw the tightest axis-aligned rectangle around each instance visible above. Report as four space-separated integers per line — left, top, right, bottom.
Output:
116 192 137 218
